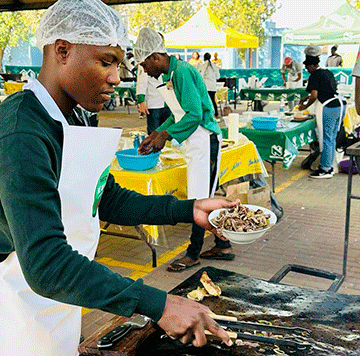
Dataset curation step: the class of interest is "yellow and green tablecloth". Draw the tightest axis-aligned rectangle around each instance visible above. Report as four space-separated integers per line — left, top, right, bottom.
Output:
111 141 264 199
221 119 317 169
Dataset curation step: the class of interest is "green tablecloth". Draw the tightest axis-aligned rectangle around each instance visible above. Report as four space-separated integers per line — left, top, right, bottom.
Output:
221 119 317 169
239 88 308 102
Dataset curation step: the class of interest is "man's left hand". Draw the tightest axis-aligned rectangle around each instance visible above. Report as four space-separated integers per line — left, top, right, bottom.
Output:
193 198 240 240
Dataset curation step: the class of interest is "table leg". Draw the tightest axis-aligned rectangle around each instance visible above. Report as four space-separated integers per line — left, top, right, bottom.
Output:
100 223 157 268
343 155 360 277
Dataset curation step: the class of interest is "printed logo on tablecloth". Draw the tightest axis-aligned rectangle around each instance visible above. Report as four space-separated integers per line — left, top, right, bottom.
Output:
292 136 299 149
299 133 306 147
294 93 301 100
92 165 110 217
219 167 228 179
248 158 260 166
164 188 178 195
232 160 242 170
283 149 296 168
268 93 275 101
307 130 314 143
255 93 261 100
270 145 283 159
281 93 287 101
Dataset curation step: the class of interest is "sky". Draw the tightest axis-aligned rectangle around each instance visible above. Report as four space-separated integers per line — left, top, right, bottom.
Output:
270 0 349 29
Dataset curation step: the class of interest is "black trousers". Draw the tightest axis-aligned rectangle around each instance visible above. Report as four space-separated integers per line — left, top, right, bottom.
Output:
186 134 231 260
208 91 219 118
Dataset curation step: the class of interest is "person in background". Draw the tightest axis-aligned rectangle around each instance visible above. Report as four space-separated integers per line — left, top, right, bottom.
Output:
189 51 203 69
134 28 235 273
136 33 171 134
199 52 220 119
119 49 136 80
137 64 171 134
281 56 303 110
352 46 360 115
326 45 343 68
0 1 234 355
281 56 302 87
298 45 346 179
212 52 222 68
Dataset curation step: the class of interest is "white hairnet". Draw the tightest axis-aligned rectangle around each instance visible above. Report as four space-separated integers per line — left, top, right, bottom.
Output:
304 45 321 57
36 0 130 50
133 27 166 64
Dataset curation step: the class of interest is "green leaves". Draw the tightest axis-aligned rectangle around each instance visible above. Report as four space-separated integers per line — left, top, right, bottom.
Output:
0 10 43 68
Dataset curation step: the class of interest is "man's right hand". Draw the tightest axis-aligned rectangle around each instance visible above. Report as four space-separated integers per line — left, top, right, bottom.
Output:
138 101 149 115
156 294 232 347
138 131 159 154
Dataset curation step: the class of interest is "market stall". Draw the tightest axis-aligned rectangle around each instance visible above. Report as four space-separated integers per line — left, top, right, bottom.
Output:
221 119 317 191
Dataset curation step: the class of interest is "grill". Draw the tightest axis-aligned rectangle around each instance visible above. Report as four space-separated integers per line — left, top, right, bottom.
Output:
135 267 360 356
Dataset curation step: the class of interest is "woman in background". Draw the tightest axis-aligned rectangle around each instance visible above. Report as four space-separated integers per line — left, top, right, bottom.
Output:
189 51 202 69
199 52 220 119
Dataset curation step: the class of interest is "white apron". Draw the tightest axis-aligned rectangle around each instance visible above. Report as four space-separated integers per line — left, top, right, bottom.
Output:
157 78 221 199
0 79 122 356
314 95 345 171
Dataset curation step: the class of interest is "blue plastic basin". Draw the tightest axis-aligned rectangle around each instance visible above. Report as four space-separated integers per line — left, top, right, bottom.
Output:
251 116 279 131
115 149 161 171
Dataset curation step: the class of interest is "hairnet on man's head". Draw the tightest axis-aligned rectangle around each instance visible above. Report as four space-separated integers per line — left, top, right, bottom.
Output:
36 0 130 50
304 45 321 57
133 27 166 64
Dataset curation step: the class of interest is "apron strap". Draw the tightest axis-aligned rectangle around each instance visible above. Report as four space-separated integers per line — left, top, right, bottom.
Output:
322 95 346 130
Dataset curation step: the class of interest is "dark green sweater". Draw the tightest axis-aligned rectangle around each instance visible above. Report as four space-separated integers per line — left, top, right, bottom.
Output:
0 90 194 321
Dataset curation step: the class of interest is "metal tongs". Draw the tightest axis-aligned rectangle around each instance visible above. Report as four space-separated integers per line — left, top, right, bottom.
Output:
212 315 312 351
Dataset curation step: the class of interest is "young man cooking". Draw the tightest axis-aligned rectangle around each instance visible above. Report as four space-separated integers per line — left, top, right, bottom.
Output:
0 1 234 355
134 28 235 273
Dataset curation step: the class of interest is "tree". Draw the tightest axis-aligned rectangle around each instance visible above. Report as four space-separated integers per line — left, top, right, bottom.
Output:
114 0 277 64
114 1 199 35
0 10 43 70
207 0 278 47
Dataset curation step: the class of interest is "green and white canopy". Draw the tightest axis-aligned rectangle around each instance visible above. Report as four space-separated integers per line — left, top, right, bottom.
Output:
282 2 360 45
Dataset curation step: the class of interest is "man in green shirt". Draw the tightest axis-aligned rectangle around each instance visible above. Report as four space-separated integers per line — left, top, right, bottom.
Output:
134 28 235 273
0 1 233 355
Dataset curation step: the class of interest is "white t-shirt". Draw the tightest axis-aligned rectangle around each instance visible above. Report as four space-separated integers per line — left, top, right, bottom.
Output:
136 65 164 109
281 61 303 82
352 46 360 77
199 61 220 92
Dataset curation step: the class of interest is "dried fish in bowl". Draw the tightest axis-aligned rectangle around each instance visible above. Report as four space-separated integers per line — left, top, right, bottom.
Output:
211 203 271 233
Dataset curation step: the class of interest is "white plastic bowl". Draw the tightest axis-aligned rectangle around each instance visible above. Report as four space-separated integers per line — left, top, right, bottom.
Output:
208 204 277 244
